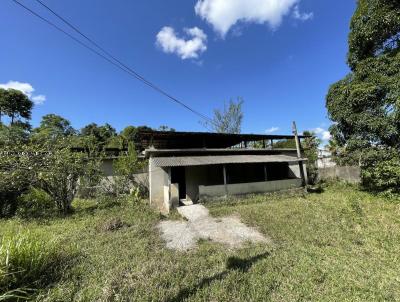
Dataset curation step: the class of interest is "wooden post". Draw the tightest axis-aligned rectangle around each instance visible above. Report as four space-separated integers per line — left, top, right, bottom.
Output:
292 121 307 188
223 165 228 198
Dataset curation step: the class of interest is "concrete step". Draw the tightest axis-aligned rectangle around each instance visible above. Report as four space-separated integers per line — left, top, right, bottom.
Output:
177 204 209 221
180 199 193 206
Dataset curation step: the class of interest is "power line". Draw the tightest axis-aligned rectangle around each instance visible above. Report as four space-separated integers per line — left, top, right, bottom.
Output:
11 0 215 125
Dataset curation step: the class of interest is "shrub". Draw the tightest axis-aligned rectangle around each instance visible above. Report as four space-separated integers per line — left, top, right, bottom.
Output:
302 131 320 185
0 145 39 218
16 187 56 219
0 232 68 299
112 143 146 196
361 148 400 195
37 141 87 214
77 144 104 199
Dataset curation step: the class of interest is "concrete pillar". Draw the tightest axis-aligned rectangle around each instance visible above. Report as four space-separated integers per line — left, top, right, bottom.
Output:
149 157 170 214
170 183 179 208
223 165 228 197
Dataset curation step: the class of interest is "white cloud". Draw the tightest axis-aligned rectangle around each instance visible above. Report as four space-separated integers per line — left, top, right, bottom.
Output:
156 26 207 60
195 0 313 37
313 127 332 141
292 4 313 21
265 126 279 133
31 95 46 105
0 80 46 105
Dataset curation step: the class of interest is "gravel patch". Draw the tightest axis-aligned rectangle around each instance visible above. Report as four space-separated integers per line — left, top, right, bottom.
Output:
157 205 270 251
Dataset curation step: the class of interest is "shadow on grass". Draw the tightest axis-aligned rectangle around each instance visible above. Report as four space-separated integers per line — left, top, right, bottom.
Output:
166 251 270 302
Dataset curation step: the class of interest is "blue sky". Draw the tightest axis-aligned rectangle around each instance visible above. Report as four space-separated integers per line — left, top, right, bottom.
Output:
0 0 356 141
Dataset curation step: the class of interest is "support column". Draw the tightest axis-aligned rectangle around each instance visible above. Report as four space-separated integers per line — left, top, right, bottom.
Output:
264 164 268 181
223 165 228 198
292 121 307 188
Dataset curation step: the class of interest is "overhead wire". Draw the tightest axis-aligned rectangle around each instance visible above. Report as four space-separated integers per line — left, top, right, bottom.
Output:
11 0 216 126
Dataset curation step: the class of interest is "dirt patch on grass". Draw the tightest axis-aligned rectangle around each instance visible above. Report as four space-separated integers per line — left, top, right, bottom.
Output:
158 205 270 251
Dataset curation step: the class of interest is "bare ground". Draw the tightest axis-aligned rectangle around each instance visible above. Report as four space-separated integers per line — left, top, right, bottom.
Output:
157 204 270 251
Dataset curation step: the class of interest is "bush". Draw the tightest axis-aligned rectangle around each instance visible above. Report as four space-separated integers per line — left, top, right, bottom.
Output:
113 143 146 196
0 145 39 218
37 141 87 215
362 150 400 195
0 232 68 299
16 188 56 219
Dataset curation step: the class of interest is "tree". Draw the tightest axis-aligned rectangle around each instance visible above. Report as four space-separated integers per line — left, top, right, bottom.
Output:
1 89 33 125
302 131 321 184
120 125 153 149
36 140 87 214
80 123 117 146
0 122 31 146
0 88 6 124
0 143 39 217
205 98 244 134
326 0 400 193
158 125 176 132
33 114 76 142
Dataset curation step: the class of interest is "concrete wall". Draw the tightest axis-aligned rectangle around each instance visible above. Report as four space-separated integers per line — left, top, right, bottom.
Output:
318 166 361 184
149 158 170 214
185 166 209 202
289 162 308 184
199 178 302 199
101 159 115 177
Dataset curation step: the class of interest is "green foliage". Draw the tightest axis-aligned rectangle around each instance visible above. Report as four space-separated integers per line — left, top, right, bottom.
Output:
273 139 296 149
326 0 400 193
80 123 117 147
302 131 321 184
16 187 56 219
37 141 87 214
120 125 153 149
361 148 400 194
0 232 68 299
112 143 146 195
205 98 244 134
0 123 31 146
32 114 76 143
0 144 41 218
348 0 400 69
0 89 7 125
76 143 105 199
0 89 33 125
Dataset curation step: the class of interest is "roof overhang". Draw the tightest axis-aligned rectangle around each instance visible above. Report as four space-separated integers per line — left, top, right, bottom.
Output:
144 148 298 158
137 130 310 150
151 154 307 167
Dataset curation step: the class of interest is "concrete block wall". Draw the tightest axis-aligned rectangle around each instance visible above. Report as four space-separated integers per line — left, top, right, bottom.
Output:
318 166 360 184
199 179 303 199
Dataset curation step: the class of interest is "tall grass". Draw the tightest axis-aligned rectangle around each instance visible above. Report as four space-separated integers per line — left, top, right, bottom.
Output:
0 232 67 300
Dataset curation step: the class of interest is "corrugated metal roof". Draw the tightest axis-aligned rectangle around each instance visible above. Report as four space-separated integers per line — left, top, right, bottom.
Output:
152 155 306 167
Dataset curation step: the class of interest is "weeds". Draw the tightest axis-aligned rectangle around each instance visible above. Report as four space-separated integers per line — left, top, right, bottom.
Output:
0 232 71 300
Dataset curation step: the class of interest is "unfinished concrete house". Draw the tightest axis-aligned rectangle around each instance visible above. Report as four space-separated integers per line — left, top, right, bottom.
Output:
138 131 308 213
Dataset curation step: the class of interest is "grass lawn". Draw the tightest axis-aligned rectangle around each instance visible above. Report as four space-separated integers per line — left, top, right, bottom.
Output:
1 183 400 301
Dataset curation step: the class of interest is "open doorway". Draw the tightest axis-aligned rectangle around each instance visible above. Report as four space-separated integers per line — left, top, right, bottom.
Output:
171 167 186 200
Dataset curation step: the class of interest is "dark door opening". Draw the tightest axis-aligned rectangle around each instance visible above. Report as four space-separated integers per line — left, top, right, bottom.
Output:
171 167 186 200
